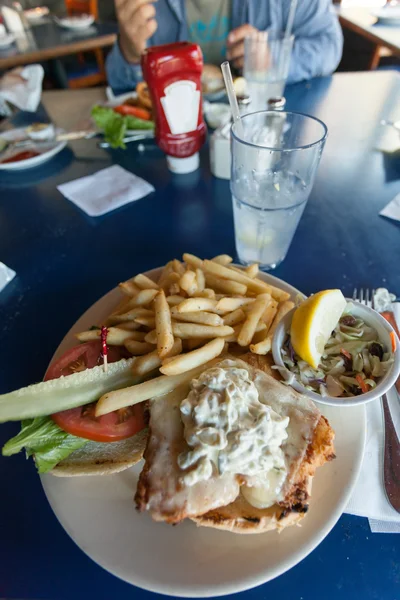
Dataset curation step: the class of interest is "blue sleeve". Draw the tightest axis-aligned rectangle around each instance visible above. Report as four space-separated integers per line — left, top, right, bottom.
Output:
105 41 144 94
287 0 343 83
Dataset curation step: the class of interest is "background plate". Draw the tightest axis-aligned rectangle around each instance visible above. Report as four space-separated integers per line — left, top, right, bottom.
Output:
41 268 366 597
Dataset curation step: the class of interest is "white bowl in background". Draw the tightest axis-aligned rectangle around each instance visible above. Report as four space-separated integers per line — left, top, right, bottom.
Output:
272 300 400 407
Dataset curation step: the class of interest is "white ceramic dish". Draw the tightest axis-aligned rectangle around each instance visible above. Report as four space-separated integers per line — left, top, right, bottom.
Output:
272 301 400 407
371 6 400 25
0 33 15 48
24 6 50 21
203 102 231 129
54 15 95 30
27 123 55 141
0 127 66 171
40 268 366 597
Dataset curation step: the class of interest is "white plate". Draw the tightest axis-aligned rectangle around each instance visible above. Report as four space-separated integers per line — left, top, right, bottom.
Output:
40 268 366 597
0 127 66 171
54 15 95 30
24 7 50 21
0 33 15 48
371 6 400 24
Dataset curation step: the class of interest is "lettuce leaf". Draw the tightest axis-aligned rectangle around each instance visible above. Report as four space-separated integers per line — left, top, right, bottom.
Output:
2 417 88 473
124 114 154 131
91 105 154 150
91 105 127 149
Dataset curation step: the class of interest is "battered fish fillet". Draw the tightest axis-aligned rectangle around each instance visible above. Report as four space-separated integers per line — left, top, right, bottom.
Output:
135 354 335 532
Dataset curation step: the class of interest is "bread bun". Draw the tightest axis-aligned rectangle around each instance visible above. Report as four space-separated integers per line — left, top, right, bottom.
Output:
202 64 224 94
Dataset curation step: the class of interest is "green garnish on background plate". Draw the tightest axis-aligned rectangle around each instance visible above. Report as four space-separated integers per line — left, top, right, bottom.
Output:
91 105 154 149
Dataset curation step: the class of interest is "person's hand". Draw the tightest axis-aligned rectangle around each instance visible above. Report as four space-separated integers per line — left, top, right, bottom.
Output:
115 0 158 64
226 24 259 70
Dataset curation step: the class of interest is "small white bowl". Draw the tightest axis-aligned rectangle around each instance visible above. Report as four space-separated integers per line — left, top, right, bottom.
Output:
26 123 55 141
203 103 231 129
272 300 400 407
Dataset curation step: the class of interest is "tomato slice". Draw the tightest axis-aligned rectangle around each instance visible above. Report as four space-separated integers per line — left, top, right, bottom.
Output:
45 341 146 443
51 403 146 443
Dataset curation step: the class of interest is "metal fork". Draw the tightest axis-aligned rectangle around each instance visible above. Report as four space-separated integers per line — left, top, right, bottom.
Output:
353 287 400 513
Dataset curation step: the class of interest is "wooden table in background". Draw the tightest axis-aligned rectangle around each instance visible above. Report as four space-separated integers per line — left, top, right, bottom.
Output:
0 21 117 70
336 6 400 69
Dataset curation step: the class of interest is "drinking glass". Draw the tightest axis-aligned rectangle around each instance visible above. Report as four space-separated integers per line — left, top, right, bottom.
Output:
244 31 294 112
231 110 328 270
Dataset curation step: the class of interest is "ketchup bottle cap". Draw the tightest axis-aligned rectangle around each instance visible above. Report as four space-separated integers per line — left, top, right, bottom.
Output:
166 153 199 174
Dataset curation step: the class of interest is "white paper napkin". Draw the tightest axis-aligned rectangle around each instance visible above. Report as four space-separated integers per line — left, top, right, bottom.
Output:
0 65 44 113
57 165 155 217
0 262 16 292
380 193 400 223
345 303 400 532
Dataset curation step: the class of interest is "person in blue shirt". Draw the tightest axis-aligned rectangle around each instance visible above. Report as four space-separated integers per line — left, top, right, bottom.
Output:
106 0 343 94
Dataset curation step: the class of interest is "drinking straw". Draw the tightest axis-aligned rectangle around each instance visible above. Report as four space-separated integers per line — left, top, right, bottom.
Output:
277 0 298 82
284 0 298 39
221 61 244 138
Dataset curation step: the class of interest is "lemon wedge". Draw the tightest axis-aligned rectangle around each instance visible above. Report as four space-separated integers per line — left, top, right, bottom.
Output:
290 289 347 369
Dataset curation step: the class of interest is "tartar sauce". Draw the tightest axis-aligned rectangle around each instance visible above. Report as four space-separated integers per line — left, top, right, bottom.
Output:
177 360 289 492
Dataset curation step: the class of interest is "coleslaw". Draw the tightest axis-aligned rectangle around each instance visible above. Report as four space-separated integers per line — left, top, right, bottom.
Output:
280 310 394 397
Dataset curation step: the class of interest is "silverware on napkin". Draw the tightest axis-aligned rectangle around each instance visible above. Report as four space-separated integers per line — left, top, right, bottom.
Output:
353 287 400 514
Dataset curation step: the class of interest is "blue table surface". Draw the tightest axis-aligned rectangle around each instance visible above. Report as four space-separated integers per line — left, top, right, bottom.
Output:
0 70 400 600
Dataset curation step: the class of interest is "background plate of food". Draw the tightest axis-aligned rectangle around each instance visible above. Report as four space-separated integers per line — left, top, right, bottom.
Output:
92 84 155 149
0 126 66 170
21 255 366 597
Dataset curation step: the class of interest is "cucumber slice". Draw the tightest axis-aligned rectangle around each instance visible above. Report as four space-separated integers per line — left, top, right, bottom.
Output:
0 358 139 423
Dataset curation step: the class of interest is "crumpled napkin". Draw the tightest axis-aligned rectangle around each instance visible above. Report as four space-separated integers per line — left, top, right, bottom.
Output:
380 193 400 223
345 302 400 532
0 64 44 115
57 165 155 217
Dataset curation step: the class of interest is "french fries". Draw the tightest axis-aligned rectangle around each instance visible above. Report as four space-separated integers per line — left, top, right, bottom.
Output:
75 327 142 345
195 288 216 299
205 272 247 296
157 261 174 290
134 316 156 328
160 338 225 376
78 253 296 394
203 260 290 300
216 297 254 312
212 254 233 266
154 289 174 358
172 259 185 276
196 268 205 292
245 263 259 278
96 360 219 416
108 307 153 324
223 308 246 327
131 339 182 376
166 295 186 306
182 253 203 269
124 340 155 355
250 300 295 355
176 297 217 313
223 320 267 343
124 288 158 309
171 308 223 327
172 322 234 339
180 270 197 296
117 321 141 331
144 329 157 344
238 294 271 347
133 273 159 290
119 280 141 296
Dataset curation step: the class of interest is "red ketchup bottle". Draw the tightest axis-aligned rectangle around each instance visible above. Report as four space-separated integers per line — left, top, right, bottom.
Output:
141 42 206 174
